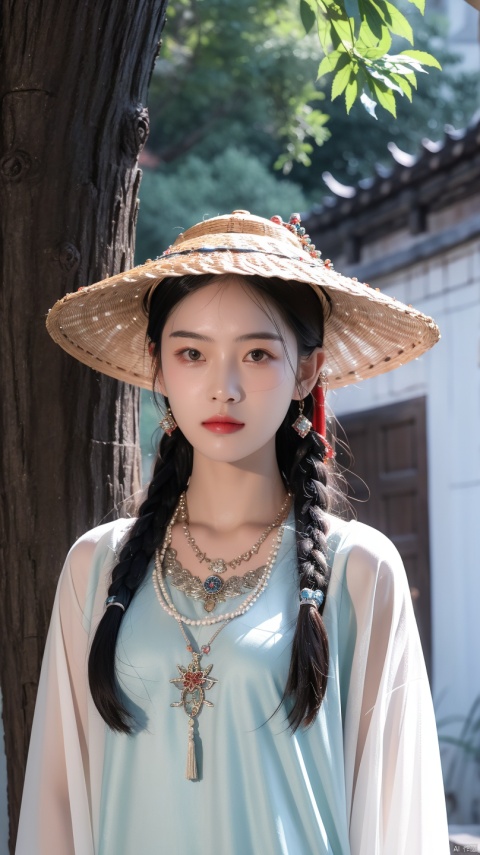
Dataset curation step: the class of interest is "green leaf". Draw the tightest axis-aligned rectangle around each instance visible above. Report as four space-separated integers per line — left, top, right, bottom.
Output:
383 57 418 75
274 152 292 172
331 16 355 49
391 72 412 100
404 0 425 12
300 0 317 34
399 49 442 69
358 0 384 39
369 67 404 94
317 49 345 78
368 76 397 116
345 75 359 112
363 46 389 59
332 62 352 100
356 64 368 88
371 0 414 44
317 12 333 54
357 20 392 53
385 0 414 42
357 17 379 47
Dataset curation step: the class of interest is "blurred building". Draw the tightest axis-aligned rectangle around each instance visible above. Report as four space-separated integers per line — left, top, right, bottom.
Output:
304 111 480 825
432 0 480 70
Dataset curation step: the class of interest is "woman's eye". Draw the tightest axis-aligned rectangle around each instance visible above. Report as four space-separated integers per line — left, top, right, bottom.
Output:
246 349 270 363
178 348 203 362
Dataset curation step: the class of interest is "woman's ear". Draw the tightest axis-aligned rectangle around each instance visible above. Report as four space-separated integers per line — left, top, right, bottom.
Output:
292 348 325 400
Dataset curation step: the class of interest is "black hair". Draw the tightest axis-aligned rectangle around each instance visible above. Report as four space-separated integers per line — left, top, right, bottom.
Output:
88 273 334 732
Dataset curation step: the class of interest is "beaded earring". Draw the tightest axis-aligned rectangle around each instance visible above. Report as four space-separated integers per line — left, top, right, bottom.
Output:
159 408 178 436
292 399 312 438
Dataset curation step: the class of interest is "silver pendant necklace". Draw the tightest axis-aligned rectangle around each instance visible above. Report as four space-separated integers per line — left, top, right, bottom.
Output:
152 499 288 780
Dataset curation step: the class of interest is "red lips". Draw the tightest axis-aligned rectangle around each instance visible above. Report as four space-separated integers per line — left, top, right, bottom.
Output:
203 415 244 425
202 414 245 434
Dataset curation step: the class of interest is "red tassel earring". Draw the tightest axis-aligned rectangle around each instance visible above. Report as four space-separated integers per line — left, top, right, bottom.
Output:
312 371 335 460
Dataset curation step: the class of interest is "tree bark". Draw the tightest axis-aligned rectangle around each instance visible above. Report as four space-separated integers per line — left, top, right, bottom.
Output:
0 1 168 849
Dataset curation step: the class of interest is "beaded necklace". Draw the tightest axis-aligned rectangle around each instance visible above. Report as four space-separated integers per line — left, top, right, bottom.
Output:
179 490 291 573
152 498 288 780
163 547 269 613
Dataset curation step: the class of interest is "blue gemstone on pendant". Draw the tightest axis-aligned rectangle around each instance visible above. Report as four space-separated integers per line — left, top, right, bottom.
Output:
204 575 223 594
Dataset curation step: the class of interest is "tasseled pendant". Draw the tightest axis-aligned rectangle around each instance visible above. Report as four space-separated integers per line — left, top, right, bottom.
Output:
186 717 198 781
170 652 217 781
312 375 336 460
312 380 326 437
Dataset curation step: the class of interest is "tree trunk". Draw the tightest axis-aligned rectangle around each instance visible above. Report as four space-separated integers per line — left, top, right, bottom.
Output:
0 1 168 849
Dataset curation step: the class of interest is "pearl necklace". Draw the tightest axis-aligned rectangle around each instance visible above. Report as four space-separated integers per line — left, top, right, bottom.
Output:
153 516 286 626
151 498 289 781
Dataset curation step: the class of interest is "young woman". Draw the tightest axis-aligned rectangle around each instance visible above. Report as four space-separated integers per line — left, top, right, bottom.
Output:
16 211 449 854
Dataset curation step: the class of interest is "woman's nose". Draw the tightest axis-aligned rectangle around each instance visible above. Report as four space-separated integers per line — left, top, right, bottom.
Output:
208 359 242 403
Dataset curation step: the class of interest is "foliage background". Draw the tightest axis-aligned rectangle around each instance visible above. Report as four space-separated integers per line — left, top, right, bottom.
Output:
137 0 478 469
135 0 478 259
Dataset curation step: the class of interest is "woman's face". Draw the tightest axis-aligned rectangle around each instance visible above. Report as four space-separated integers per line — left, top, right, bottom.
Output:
157 275 321 465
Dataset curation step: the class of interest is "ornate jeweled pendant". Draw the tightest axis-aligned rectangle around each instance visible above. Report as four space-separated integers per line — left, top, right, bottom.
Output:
203 575 223 594
202 575 223 612
170 652 218 780
209 558 227 574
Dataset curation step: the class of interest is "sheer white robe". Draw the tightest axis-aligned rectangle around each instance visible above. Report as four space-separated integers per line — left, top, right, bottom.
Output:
15 514 450 854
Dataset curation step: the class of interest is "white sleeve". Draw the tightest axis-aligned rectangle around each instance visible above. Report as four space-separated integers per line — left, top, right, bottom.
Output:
15 526 116 855
341 524 449 855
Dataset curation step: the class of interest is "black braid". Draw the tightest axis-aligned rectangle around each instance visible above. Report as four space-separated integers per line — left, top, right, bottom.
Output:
276 394 332 731
88 424 193 732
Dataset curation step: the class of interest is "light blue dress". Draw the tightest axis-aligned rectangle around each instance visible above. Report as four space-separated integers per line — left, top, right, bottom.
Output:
100 514 350 854
16 512 450 855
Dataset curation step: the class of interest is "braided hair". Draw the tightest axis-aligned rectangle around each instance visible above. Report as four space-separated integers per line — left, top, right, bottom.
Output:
88 273 334 733
276 397 331 730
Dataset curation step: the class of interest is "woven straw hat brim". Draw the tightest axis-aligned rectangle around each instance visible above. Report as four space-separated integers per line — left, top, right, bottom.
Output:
46 212 440 390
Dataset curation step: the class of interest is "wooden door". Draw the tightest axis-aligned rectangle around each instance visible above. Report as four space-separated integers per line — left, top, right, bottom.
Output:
334 397 432 677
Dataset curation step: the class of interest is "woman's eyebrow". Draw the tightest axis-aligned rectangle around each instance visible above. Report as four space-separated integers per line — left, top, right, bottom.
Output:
169 330 282 342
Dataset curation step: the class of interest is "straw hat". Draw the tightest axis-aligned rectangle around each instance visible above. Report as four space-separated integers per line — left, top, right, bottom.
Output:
46 210 439 390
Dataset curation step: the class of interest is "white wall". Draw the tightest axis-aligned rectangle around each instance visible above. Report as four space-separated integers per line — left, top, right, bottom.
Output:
332 238 480 761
